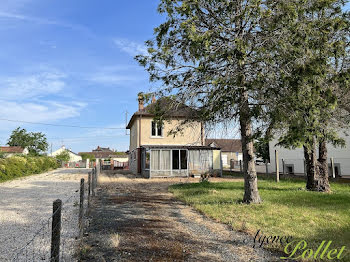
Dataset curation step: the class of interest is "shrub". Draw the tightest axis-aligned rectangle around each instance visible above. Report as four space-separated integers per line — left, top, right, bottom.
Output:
0 156 59 182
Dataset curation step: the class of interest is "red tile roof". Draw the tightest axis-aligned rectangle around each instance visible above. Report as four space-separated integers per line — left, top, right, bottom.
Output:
0 146 25 153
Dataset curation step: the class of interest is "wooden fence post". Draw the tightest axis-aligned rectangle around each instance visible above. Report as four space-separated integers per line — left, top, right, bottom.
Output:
88 172 91 209
79 178 85 238
239 160 242 173
92 168 96 197
331 157 335 178
282 159 285 175
51 199 62 262
275 150 279 182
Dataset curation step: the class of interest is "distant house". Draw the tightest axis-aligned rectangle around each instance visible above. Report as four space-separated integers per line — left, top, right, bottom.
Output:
0 146 29 158
205 139 243 168
49 146 82 162
79 146 129 169
126 94 222 178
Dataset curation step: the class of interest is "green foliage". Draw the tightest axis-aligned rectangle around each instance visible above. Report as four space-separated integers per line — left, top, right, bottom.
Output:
254 137 270 162
0 156 59 182
80 153 96 162
7 127 49 156
55 150 71 163
0 150 5 159
265 0 350 149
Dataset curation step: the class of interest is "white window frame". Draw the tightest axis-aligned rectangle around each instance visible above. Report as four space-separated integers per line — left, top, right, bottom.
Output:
151 121 163 138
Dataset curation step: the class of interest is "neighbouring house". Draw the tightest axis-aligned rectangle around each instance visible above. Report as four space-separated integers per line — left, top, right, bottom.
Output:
205 139 243 169
126 95 222 178
49 146 82 162
79 146 129 169
0 146 29 158
268 133 350 177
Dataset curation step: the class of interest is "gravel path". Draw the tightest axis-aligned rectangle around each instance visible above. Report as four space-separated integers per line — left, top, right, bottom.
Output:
80 173 281 262
0 168 90 261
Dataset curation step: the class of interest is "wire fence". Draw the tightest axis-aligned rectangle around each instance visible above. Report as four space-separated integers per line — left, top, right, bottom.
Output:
8 166 100 262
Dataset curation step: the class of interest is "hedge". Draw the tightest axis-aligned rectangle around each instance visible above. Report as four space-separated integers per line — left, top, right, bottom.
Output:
0 156 59 182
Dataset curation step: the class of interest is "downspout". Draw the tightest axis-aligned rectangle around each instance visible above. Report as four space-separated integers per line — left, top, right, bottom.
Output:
138 114 142 174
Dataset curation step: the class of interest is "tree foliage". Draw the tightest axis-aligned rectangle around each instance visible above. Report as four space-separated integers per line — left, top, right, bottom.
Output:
80 153 96 162
7 127 49 156
55 150 71 163
264 0 350 191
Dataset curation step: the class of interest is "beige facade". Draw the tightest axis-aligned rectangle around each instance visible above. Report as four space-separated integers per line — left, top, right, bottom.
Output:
129 116 203 151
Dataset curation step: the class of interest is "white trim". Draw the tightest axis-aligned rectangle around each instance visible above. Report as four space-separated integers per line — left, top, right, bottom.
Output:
150 121 164 138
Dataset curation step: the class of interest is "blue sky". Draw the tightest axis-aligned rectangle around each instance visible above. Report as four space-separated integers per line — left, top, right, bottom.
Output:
0 1 349 153
0 0 163 153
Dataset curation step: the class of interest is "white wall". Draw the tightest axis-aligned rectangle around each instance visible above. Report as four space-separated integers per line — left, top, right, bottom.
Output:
49 146 82 162
269 132 350 176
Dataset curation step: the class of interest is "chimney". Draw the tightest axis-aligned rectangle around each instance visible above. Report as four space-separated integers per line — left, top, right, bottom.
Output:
138 93 144 111
151 95 156 104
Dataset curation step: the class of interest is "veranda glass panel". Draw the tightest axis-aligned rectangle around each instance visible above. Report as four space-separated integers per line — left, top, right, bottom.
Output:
160 150 171 170
172 150 179 170
151 150 160 170
180 150 187 169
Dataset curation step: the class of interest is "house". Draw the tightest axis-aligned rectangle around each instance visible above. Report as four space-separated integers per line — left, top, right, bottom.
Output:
268 134 350 177
0 146 29 157
205 139 243 168
79 146 129 169
126 95 222 178
49 146 82 162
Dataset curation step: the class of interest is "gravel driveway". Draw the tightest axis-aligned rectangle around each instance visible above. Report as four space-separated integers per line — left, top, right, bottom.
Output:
0 168 90 261
80 173 280 262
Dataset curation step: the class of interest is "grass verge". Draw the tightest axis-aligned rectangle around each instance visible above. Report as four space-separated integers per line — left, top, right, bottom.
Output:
169 176 350 261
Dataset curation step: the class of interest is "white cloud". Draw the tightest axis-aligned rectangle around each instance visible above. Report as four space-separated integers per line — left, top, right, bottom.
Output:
0 100 86 130
113 38 148 57
0 11 91 34
87 65 146 85
0 71 66 100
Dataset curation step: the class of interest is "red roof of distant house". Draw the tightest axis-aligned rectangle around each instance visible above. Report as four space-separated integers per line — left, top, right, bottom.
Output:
0 146 25 153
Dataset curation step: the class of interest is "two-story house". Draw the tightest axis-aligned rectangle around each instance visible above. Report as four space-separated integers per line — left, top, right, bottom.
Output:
126 95 222 178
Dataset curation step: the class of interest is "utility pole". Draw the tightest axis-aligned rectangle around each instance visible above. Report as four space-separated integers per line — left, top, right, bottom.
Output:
50 143 53 155
125 110 129 135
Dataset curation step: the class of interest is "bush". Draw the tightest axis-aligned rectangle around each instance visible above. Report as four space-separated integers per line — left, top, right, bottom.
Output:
0 156 59 182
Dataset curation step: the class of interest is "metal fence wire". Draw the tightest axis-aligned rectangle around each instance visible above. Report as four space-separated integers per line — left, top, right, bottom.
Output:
8 167 99 262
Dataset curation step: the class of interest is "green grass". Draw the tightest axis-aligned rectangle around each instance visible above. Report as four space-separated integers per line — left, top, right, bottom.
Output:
169 176 350 261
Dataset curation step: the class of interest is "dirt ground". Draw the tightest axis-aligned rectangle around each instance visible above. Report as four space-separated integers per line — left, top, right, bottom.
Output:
80 173 280 262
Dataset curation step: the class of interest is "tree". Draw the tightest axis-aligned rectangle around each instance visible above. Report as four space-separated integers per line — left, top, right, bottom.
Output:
7 127 49 156
136 0 290 203
264 0 350 192
55 150 71 163
80 153 96 162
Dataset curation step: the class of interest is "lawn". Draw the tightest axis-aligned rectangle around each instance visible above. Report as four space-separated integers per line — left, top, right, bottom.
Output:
169 175 350 261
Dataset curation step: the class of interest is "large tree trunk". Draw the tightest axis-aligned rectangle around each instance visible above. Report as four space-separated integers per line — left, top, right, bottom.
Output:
304 138 331 192
304 137 317 190
316 141 331 192
239 92 261 204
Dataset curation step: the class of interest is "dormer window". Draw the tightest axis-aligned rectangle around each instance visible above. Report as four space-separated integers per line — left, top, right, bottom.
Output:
151 121 163 137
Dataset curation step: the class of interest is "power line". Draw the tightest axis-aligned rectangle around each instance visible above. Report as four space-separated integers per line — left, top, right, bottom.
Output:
0 118 126 130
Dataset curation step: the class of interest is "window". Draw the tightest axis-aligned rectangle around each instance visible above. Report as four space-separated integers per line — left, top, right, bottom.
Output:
145 150 150 169
172 150 187 170
151 121 163 137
